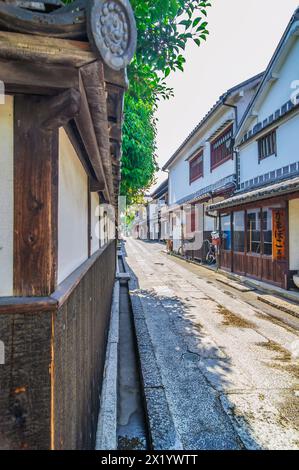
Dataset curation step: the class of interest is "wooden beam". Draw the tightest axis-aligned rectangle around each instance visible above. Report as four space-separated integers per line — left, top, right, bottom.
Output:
109 123 122 143
0 58 80 95
0 242 115 314
14 95 59 296
0 31 96 67
88 178 91 258
81 62 115 203
104 64 128 89
37 89 81 130
106 83 124 124
74 77 110 200
0 297 57 315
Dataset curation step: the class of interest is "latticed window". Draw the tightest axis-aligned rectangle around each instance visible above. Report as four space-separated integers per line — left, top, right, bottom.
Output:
258 130 277 161
189 152 203 183
211 125 233 170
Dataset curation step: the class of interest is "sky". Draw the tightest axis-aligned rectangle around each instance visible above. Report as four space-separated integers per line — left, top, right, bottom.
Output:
152 0 299 191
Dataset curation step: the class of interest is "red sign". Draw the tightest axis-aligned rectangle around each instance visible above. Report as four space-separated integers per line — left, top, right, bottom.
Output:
272 209 287 261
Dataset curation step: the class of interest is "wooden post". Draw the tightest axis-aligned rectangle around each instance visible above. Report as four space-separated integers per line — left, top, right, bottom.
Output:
87 177 91 258
14 91 81 296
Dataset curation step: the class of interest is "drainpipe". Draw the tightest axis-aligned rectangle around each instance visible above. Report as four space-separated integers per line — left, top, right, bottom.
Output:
160 168 170 245
222 100 238 126
222 98 239 187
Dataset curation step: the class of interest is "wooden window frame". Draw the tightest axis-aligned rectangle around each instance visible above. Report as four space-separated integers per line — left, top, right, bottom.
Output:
232 210 245 253
246 208 262 255
189 151 204 184
220 212 232 251
210 125 234 171
258 129 277 162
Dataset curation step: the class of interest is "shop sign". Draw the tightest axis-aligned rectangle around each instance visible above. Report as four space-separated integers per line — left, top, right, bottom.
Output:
272 209 287 261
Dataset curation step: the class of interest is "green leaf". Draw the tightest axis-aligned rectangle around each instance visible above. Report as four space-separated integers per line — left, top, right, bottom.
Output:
179 19 192 28
193 17 202 27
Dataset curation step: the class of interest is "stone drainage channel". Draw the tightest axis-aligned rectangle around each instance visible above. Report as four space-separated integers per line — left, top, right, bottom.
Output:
96 246 149 450
117 254 149 450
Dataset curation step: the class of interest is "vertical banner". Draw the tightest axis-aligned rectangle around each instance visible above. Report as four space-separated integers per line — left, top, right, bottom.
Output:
272 209 287 261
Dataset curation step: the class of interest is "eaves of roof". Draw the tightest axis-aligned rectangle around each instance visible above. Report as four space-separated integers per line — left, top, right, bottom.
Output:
162 72 264 171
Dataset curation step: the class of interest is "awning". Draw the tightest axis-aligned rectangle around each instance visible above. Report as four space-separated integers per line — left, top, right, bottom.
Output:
207 175 299 211
172 174 236 207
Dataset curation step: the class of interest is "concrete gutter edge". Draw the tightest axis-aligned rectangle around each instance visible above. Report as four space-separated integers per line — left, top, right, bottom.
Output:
95 280 120 450
121 250 183 451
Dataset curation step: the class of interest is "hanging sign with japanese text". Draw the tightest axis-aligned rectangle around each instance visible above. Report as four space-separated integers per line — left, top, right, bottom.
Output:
272 209 287 261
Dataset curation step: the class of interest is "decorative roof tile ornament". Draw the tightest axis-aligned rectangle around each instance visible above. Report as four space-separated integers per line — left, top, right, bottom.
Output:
0 0 86 38
87 0 136 71
0 0 137 70
8 1 64 11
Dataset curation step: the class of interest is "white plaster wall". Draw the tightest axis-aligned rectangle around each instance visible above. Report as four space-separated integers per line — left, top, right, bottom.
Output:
236 85 260 126
99 208 105 247
257 36 299 123
239 141 260 184
239 33 299 140
167 79 261 207
91 192 100 255
0 96 14 296
239 112 299 184
289 198 299 271
98 205 115 245
108 212 115 241
172 213 182 252
169 142 236 205
58 128 88 284
168 107 236 205
148 202 158 239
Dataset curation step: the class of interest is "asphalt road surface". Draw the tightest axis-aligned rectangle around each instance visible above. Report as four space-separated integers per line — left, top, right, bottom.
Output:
125 238 299 450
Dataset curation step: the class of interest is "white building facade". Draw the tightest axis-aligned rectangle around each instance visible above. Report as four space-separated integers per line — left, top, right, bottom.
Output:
148 179 168 241
209 7 299 289
163 74 263 259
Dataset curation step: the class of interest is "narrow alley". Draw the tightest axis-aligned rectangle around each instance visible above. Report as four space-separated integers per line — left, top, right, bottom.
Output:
124 238 299 450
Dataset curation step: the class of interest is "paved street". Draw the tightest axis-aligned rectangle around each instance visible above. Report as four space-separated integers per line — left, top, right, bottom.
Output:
125 238 299 450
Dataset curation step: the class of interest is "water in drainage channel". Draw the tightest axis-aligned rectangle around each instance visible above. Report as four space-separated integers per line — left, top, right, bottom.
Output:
118 252 125 273
117 277 149 450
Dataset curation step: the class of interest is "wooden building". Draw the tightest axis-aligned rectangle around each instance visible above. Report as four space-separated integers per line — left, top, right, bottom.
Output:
0 0 136 449
148 179 168 241
162 74 262 258
208 7 299 290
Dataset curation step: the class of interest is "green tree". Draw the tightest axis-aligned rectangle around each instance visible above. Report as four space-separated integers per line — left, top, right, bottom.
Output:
122 0 211 204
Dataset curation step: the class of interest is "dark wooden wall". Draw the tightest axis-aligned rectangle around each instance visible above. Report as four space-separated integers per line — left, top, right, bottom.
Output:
53 240 116 450
0 311 52 450
186 231 213 262
0 241 116 450
219 200 292 288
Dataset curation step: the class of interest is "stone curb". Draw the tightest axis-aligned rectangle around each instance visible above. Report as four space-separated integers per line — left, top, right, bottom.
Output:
95 280 120 450
257 294 299 319
168 252 299 308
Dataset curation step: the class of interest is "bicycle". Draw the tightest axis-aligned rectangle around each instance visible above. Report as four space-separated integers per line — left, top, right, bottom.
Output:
203 239 216 265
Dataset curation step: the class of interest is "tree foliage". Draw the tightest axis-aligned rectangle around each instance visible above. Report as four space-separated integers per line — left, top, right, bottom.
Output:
121 95 157 200
122 1 211 204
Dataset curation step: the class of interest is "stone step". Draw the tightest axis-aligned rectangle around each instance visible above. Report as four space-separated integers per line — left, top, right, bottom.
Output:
257 294 299 319
216 277 255 292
